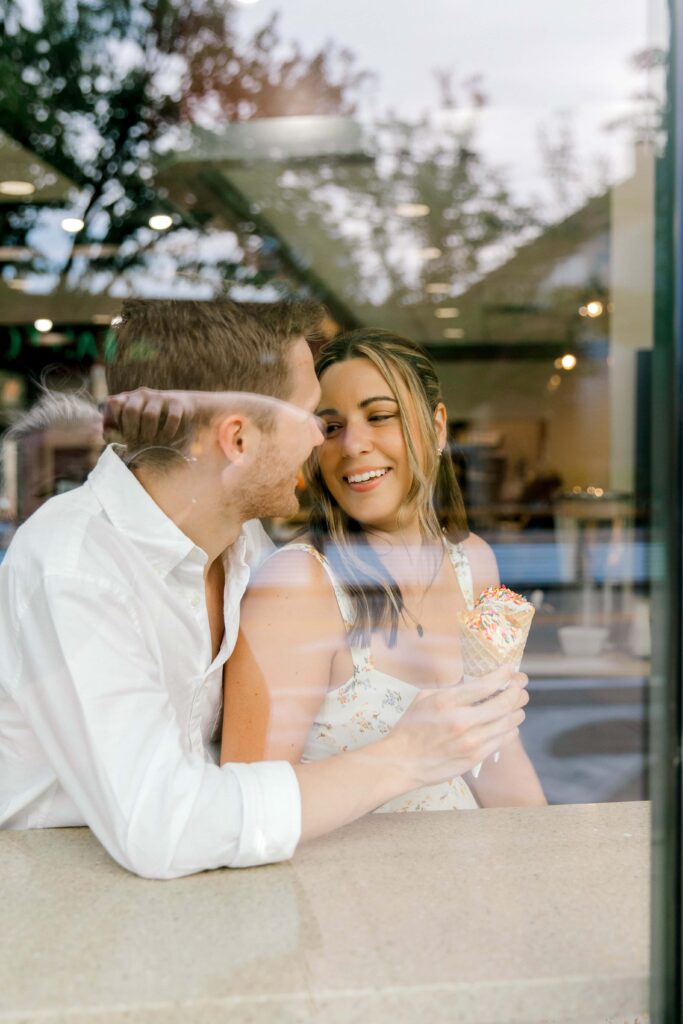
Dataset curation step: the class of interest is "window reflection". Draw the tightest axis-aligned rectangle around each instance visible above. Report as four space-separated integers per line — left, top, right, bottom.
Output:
0 0 673 1015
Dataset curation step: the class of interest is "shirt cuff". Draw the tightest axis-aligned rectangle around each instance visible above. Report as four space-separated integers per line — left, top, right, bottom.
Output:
224 760 301 868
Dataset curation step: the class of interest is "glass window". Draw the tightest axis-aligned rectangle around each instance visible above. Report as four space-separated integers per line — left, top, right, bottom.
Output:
1 1 680 1020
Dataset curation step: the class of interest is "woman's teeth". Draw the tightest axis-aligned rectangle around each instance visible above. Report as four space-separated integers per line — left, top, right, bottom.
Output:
346 469 388 484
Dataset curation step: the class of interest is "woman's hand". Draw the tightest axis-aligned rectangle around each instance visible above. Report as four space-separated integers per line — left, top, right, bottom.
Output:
102 387 198 446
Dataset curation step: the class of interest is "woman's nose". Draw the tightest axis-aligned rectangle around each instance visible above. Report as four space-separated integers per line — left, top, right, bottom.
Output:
341 421 372 456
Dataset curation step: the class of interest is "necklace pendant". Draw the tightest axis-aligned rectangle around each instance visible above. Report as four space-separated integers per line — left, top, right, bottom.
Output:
416 623 424 638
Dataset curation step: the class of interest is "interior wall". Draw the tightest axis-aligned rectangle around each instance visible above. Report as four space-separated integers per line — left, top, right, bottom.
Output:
437 358 610 492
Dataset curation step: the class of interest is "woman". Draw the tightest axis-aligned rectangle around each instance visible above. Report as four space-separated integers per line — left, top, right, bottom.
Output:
222 329 546 810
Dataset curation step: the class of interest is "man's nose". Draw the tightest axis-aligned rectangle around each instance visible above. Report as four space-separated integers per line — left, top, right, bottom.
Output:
310 415 325 448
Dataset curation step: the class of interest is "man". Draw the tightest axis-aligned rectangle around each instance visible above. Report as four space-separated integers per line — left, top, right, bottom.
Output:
0 299 527 878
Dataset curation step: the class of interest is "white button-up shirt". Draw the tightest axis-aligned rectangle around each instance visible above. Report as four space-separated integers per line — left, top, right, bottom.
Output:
0 446 301 878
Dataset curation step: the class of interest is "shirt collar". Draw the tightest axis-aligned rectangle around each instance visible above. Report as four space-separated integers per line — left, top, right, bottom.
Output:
87 445 206 577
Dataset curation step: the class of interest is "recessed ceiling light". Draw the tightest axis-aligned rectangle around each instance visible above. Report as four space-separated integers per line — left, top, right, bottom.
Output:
435 308 459 319
585 300 603 318
34 318 53 332
61 217 85 233
560 353 577 370
396 203 430 218
0 180 36 197
426 283 450 295
148 214 173 231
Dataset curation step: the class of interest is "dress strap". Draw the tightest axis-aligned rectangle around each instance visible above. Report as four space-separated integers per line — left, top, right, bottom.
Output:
446 540 475 609
276 543 356 632
274 543 371 675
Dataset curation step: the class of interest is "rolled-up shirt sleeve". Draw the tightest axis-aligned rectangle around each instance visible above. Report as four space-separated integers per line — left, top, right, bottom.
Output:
9 572 301 878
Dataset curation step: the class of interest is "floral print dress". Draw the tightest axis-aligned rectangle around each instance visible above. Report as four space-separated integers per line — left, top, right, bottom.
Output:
284 541 479 812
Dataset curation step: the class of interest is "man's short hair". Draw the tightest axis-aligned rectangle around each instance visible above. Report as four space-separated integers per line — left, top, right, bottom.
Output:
106 298 324 468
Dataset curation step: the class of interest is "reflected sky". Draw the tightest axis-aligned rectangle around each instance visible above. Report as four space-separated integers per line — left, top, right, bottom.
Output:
239 0 653 202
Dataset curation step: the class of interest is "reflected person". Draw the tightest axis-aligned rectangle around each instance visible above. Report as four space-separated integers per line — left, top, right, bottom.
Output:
0 300 529 878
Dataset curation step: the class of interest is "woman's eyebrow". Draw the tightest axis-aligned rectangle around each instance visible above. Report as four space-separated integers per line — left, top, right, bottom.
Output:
359 395 398 408
316 396 398 417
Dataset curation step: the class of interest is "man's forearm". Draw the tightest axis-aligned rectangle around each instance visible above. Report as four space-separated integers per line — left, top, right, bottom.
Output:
294 736 415 843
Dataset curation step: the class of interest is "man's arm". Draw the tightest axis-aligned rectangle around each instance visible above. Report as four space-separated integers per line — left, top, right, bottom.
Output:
10 571 528 878
10 572 301 878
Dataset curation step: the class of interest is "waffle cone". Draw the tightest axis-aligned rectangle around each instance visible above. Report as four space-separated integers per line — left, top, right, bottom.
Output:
457 605 534 676
457 625 505 678
501 605 535 634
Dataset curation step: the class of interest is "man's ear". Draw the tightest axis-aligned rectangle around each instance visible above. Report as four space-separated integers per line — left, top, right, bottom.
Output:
215 415 248 463
434 402 448 450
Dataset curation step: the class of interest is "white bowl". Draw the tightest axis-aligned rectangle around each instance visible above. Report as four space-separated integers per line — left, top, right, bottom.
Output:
558 626 609 658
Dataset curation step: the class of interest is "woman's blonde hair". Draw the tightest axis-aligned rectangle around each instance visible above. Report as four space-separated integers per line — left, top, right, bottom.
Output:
305 328 469 646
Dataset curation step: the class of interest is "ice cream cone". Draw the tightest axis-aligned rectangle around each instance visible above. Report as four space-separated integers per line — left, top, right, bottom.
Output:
457 588 535 776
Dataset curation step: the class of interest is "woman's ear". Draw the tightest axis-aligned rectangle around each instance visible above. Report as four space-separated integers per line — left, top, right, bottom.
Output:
434 402 448 451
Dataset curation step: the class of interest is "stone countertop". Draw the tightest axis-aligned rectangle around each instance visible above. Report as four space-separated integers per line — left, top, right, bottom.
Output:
0 802 649 1024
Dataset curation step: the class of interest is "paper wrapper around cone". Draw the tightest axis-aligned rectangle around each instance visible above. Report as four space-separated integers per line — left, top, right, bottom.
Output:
457 602 535 778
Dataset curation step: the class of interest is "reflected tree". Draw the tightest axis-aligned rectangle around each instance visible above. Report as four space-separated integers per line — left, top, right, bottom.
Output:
0 0 369 296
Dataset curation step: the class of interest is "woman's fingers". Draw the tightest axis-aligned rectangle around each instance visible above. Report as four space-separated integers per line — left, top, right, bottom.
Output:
119 390 153 446
158 397 189 443
101 388 184 446
138 395 166 443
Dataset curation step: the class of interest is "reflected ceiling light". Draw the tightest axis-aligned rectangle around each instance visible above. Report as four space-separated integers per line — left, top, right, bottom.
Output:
443 328 465 339
560 353 577 370
578 305 588 317
593 487 604 497
396 203 430 218
0 180 36 196
61 217 84 233
420 247 442 259
426 282 451 295
547 374 561 392
435 307 459 319
148 213 173 230
34 318 53 332
585 300 603 318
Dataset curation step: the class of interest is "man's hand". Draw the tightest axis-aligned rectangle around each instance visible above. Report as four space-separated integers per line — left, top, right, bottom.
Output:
102 388 198 446
387 664 529 789
293 664 529 843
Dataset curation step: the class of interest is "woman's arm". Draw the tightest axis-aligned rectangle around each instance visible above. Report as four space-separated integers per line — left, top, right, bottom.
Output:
223 543 532 832
462 532 547 807
221 548 345 764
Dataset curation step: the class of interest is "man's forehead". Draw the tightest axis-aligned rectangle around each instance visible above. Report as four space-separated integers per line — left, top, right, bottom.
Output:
287 336 319 395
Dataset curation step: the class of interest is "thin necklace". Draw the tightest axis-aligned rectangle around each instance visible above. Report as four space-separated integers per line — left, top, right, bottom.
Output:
397 543 446 638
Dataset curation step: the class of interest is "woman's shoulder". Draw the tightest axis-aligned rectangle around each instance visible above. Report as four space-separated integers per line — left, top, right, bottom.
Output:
241 535 349 640
457 531 500 590
247 535 336 596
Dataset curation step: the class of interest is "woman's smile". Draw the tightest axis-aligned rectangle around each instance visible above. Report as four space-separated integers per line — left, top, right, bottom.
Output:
343 466 392 492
